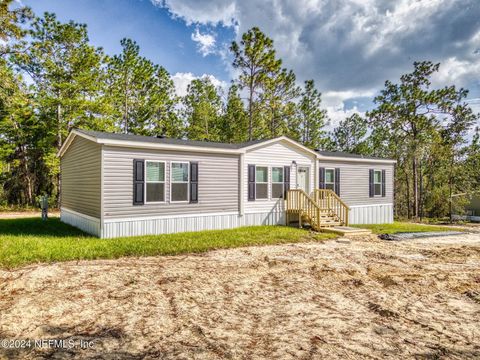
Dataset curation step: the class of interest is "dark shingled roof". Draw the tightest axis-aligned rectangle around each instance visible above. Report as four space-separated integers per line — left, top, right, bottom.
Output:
315 150 390 161
74 129 394 161
75 129 269 149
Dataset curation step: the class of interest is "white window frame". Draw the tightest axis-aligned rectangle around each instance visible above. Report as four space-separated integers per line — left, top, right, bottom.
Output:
271 166 284 199
170 161 190 203
255 165 269 200
144 160 166 204
324 168 335 191
374 169 382 196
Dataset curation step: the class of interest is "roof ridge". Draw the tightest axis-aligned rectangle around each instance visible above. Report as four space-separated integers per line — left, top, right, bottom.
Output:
73 129 271 149
316 149 392 161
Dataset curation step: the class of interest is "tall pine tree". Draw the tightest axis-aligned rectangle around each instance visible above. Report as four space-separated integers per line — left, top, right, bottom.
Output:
261 68 300 139
297 80 329 149
183 77 222 141
0 0 33 57
219 84 248 142
14 13 112 203
330 113 369 154
106 38 158 134
368 61 478 219
230 27 281 140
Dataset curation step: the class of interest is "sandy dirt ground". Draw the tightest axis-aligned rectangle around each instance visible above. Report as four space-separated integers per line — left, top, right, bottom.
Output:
0 233 479 359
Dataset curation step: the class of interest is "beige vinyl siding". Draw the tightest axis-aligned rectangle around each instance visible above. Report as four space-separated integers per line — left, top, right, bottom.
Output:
318 160 394 206
103 146 239 219
60 136 101 218
244 141 316 213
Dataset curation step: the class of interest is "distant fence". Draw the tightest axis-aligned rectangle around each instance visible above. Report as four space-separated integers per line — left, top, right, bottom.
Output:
452 214 480 223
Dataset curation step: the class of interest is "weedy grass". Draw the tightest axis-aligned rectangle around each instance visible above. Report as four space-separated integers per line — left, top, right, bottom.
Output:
0 217 337 268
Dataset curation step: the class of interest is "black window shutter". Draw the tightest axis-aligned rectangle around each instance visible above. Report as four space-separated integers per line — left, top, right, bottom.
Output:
190 162 198 203
381 169 386 197
369 169 374 198
334 168 340 196
319 167 325 189
283 166 290 198
133 159 145 205
248 164 255 201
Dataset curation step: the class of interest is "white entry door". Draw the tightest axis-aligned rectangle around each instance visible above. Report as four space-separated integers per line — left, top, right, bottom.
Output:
297 166 310 193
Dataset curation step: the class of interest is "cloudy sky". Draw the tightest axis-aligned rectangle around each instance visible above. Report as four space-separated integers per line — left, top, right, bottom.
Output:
24 0 480 127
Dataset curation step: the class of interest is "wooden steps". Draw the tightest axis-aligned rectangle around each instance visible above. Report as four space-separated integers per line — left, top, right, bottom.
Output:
286 189 350 231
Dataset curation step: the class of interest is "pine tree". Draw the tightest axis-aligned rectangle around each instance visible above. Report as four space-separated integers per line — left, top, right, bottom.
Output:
13 13 112 203
230 27 281 140
297 80 329 149
150 66 183 138
330 113 369 154
106 38 158 134
183 78 222 141
0 0 33 57
0 61 38 205
219 84 248 142
465 127 480 193
261 68 300 139
368 61 478 219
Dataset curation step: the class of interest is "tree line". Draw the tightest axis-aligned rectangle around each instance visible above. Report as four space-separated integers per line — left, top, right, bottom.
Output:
1 0 479 219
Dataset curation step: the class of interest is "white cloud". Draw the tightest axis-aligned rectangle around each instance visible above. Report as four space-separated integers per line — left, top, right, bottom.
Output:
151 0 236 26
467 98 480 113
322 89 375 128
191 28 216 56
323 90 376 107
431 57 480 88
325 106 365 132
154 0 480 90
155 0 480 128
171 72 196 96
171 72 228 96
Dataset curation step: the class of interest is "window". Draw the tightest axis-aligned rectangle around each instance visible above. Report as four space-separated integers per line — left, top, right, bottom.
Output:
171 162 189 202
325 169 335 191
271 167 284 198
374 170 382 196
255 166 268 199
145 161 165 203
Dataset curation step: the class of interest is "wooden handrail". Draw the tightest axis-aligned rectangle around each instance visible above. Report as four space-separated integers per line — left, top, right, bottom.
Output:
312 189 350 226
313 189 349 208
285 189 323 230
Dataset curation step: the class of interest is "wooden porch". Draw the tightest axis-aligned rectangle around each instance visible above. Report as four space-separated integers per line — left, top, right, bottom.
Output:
285 189 349 231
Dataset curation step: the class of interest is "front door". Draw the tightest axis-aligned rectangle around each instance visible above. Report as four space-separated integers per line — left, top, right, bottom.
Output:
297 166 310 193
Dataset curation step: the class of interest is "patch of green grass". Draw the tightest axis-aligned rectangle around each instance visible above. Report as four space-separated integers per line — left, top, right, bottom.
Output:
353 221 463 234
0 217 337 269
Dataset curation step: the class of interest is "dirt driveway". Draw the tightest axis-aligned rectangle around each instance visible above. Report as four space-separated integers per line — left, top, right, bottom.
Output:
1 233 479 359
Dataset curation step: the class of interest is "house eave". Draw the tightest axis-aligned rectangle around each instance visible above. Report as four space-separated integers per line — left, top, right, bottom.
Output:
58 130 397 164
58 130 245 157
98 138 243 154
317 154 397 164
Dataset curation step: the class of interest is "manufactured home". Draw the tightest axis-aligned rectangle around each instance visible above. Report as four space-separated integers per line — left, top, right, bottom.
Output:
453 194 480 222
58 129 396 238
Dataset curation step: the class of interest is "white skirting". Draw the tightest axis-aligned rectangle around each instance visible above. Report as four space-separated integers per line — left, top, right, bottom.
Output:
61 205 391 238
101 211 285 238
242 211 285 227
348 203 394 224
60 208 101 236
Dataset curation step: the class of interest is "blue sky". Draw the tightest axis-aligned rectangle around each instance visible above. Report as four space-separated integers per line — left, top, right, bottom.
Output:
23 0 480 128
23 0 235 81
